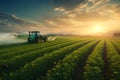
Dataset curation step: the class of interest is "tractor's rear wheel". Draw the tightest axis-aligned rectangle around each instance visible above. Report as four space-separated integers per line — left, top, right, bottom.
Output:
35 39 39 43
43 37 47 42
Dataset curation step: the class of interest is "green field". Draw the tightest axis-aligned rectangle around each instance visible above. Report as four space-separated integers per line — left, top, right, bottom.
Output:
0 36 120 80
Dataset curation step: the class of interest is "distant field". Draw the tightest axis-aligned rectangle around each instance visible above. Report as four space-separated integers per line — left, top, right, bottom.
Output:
0 36 120 80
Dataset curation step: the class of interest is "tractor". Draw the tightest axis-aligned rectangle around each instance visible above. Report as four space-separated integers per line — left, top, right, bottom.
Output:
28 31 47 43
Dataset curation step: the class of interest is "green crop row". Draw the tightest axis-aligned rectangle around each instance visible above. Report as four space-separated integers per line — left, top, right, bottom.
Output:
0 40 80 76
111 40 120 54
0 39 75 60
0 38 74 56
0 37 77 54
42 40 99 80
106 40 120 79
0 42 41 54
6 40 94 80
83 40 105 80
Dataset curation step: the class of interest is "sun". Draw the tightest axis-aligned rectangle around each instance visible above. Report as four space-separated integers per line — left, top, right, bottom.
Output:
94 26 104 33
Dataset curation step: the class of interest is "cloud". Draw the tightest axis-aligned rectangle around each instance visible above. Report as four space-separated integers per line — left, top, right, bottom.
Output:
54 7 65 12
43 0 120 35
12 14 20 20
0 13 43 32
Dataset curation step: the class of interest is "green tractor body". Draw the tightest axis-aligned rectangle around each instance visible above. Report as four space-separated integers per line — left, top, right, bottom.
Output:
28 31 47 43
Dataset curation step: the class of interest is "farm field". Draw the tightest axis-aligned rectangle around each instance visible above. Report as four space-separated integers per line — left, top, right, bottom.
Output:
0 36 120 80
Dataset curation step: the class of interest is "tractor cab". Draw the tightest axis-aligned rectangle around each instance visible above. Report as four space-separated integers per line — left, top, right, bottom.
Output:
28 31 47 43
28 31 41 43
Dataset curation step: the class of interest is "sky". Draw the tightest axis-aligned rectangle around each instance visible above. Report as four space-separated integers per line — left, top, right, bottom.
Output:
0 0 120 35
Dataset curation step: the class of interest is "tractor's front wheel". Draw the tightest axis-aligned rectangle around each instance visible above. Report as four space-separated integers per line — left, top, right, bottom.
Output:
28 38 31 43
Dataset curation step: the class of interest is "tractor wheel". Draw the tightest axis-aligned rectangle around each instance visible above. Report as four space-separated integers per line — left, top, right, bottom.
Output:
35 39 39 43
28 38 31 43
